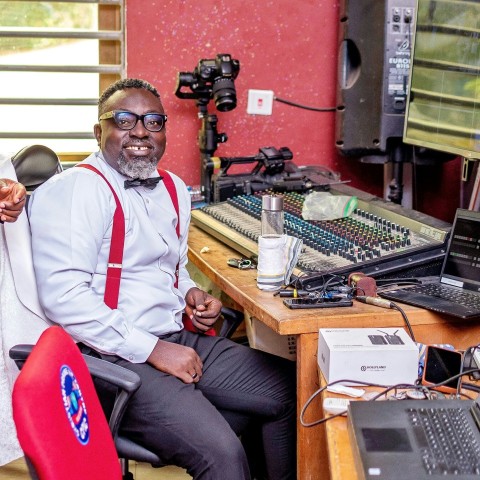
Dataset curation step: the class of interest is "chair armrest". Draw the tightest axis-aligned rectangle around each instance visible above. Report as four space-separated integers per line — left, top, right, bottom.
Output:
219 306 244 339
9 343 141 439
9 344 33 369
83 355 141 438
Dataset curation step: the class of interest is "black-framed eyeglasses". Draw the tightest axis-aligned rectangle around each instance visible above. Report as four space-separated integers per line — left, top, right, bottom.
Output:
98 110 167 132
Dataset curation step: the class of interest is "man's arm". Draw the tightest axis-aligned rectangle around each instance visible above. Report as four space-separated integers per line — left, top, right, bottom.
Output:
0 179 26 223
170 177 222 331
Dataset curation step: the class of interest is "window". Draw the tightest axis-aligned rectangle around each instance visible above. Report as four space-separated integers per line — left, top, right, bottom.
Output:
0 0 124 159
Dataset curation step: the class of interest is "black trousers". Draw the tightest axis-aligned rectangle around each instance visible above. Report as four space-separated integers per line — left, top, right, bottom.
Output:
96 330 296 480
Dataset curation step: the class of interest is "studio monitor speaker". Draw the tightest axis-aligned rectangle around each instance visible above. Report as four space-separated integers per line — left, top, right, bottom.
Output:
336 0 416 156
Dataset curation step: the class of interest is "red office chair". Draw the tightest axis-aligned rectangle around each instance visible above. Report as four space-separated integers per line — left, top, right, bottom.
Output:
10 144 248 479
11 326 140 480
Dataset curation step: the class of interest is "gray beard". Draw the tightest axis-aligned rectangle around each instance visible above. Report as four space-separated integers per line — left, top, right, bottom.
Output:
117 152 157 180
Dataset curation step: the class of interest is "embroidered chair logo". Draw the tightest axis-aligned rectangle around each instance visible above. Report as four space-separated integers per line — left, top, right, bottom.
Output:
60 365 90 445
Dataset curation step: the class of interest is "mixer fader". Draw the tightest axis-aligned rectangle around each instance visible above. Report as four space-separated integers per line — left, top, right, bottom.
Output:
191 187 450 290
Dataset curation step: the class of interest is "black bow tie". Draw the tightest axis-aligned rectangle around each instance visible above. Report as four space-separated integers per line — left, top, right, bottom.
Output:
124 176 163 190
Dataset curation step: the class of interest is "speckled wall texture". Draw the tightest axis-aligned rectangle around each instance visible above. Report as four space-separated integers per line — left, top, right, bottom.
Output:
126 1 339 180
125 0 461 223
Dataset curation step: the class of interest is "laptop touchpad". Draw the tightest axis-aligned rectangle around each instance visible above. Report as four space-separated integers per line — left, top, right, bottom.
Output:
361 428 413 452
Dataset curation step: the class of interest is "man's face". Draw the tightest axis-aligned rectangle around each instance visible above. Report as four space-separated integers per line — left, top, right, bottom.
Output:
94 88 167 179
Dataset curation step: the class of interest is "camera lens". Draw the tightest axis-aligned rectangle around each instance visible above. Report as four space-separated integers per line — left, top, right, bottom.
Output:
177 72 195 87
212 78 237 112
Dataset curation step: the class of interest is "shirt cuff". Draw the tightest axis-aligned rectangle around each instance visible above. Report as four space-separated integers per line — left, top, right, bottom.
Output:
116 327 159 363
178 277 198 297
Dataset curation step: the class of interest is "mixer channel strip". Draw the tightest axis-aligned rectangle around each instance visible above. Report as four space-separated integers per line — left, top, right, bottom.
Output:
191 191 450 290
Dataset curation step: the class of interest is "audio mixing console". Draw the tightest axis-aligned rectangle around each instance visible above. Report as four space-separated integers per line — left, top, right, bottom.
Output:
191 185 451 291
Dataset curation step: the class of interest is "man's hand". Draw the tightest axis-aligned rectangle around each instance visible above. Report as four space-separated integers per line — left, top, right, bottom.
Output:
147 339 203 383
185 287 222 334
0 179 27 223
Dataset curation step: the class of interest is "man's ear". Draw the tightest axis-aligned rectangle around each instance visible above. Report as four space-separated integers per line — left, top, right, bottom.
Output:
94 123 102 146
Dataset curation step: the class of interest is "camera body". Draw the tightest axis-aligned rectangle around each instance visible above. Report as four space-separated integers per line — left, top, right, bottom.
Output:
175 53 240 111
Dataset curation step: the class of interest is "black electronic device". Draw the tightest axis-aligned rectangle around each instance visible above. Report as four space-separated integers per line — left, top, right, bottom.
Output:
283 297 353 309
336 0 456 205
191 184 451 290
175 54 347 204
211 148 342 202
175 53 240 203
421 345 463 394
175 53 240 112
175 55 345 204
348 396 480 479
379 208 480 319
336 0 416 156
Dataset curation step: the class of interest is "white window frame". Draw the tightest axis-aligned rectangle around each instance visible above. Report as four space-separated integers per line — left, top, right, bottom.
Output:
0 0 125 160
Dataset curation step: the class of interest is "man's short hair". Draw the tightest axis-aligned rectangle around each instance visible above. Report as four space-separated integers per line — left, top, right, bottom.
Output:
98 78 160 116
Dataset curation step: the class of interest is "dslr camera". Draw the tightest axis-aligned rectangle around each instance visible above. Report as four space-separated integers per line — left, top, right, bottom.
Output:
175 53 240 112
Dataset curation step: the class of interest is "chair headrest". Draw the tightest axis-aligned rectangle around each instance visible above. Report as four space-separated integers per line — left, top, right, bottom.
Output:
11 145 63 191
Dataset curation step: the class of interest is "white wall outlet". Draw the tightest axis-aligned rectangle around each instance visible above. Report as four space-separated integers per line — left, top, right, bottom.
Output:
247 89 274 115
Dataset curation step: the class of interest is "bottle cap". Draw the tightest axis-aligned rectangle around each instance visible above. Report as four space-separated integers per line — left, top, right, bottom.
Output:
262 194 283 211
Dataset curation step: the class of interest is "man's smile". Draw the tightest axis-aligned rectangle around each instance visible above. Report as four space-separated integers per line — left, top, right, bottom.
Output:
125 146 149 151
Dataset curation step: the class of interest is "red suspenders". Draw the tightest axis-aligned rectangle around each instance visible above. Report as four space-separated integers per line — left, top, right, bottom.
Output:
76 164 215 335
76 164 125 309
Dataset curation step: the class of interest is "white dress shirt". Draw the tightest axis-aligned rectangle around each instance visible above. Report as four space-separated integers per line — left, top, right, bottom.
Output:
29 152 197 363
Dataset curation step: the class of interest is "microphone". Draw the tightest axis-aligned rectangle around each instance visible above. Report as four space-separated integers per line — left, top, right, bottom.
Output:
355 295 393 309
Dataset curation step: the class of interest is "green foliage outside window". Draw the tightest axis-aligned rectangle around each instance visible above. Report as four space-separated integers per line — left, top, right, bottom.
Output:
0 1 96 54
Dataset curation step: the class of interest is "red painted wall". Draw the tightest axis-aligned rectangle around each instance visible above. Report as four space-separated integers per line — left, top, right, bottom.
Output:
125 0 462 223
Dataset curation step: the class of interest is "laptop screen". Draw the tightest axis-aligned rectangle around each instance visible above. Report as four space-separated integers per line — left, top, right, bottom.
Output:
441 209 480 292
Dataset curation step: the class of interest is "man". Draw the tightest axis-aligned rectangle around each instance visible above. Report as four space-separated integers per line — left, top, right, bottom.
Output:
0 177 26 223
29 78 296 479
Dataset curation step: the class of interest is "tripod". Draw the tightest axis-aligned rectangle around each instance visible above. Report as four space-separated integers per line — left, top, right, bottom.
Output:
196 100 229 204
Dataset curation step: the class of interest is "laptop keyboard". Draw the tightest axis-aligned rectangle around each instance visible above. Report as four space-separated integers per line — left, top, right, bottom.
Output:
408 407 480 475
410 283 480 310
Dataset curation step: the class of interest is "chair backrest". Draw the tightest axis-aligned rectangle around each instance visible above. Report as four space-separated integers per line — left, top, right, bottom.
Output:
11 326 122 480
11 144 63 192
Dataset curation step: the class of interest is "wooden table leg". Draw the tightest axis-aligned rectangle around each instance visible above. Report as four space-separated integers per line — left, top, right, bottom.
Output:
296 333 330 480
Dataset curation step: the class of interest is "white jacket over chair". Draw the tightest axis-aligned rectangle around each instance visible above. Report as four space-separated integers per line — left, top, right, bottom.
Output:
0 153 50 465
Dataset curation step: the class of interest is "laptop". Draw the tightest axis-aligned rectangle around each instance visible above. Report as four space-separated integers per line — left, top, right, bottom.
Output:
379 208 480 319
348 396 480 479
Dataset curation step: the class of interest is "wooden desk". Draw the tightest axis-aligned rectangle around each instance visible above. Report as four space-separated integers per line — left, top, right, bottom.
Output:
319 371 382 480
188 224 480 480
321 385 361 480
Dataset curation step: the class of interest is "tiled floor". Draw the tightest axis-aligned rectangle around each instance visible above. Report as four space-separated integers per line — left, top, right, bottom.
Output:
0 457 192 479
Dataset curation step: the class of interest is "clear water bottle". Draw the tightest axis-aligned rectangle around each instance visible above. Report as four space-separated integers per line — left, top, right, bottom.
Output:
261 194 284 237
